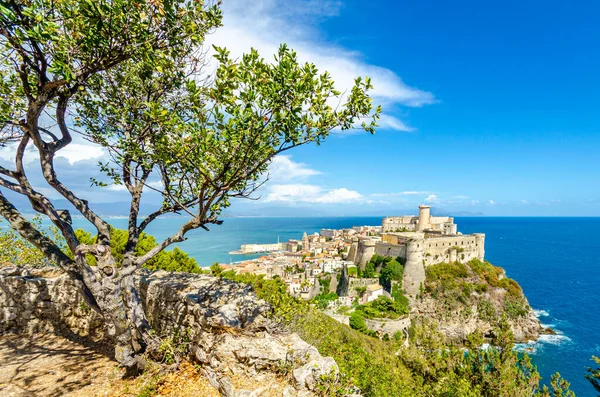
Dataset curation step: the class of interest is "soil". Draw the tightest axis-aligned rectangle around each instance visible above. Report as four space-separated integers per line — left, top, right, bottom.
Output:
0 333 118 396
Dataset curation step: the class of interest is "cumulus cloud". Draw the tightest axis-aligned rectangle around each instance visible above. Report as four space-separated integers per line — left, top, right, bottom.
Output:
313 188 362 203
205 0 435 131
424 194 440 203
265 184 362 204
267 155 321 181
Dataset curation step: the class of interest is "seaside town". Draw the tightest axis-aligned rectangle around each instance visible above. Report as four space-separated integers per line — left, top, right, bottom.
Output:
219 205 486 309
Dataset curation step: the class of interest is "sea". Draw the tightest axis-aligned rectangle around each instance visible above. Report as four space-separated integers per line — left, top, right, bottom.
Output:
58 216 600 395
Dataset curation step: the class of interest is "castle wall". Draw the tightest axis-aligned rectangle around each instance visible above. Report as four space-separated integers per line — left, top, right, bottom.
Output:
353 239 376 271
420 234 484 266
374 243 406 261
347 278 380 298
346 239 358 262
382 216 417 232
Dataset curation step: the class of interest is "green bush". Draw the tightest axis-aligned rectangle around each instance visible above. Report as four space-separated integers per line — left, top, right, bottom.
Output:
355 296 408 320
223 269 570 397
425 261 468 281
380 259 404 291
75 227 202 273
362 262 376 278
504 296 529 318
312 292 338 309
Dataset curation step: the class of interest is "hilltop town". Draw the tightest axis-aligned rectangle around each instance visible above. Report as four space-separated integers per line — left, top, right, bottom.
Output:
221 205 485 305
219 206 546 343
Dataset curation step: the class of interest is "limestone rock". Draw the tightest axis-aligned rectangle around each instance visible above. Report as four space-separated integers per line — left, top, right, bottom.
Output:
0 266 348 396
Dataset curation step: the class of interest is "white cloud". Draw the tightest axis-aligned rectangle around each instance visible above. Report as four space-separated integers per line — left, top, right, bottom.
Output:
424 194 440 203
264 184 322 202
488 200 496 205
206 0 435 131
0 137 105 166
55 143 105 165
377 114 416 132
265 183 362 204
313 188 362 203
268 155 321 181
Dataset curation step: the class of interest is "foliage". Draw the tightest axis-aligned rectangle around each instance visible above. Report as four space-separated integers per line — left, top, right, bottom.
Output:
0 0 380 365
424 259 530 321
336 305 351 315
312 292 338 309
0 217 61 267
362 262 376 278
223 269 572 397
355 286 366 298
392 284 409 307
318 275 331 291
74 227 202 273
426 261 469 281
478 299 497 322
355 296 408 320
347 266 358 277
380 259 403 291
349 311 367 331
587 356 600 394
154 327 192 365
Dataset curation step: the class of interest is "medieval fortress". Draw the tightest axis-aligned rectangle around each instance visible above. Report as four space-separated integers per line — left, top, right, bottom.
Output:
347 205 485 296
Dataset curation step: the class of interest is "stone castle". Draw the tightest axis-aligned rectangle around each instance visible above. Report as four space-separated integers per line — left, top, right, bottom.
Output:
347 205 485 296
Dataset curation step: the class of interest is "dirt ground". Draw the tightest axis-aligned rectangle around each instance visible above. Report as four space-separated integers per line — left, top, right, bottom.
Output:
0 333 286 397
0 333 120 396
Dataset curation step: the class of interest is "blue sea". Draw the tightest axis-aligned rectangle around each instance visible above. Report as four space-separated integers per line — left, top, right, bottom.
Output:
64 216 600 395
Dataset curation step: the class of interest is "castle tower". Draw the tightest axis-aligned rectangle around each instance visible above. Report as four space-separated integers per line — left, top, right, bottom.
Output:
417 204 431 232
356 238 376 271
403 237 426 296
474 233 485 261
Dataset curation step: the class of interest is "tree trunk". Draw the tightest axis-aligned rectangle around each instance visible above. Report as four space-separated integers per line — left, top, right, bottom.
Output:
87 263 150 368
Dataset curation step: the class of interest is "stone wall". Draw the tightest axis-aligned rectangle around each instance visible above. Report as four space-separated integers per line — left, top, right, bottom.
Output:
0 266 105 338
0 266 348 396
364 316 411 337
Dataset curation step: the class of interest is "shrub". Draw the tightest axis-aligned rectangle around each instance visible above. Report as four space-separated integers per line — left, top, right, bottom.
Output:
425 261 468 281
504 296 529 318
478 300 496 322
75 227 202 273
312 292 338 309
355 296 408 320
349 311 367 331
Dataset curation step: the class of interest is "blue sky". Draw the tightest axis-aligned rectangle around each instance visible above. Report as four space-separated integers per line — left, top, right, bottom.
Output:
229 0 600 216
2 0 599 216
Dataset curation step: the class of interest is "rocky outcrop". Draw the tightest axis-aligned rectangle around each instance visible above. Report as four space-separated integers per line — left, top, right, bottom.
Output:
412 288 547 343
0 266 349 396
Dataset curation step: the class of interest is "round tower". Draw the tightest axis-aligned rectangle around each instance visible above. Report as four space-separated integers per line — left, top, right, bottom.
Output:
473 233 485 261
403 237 426 296
417 205 431 232
357 238 376 271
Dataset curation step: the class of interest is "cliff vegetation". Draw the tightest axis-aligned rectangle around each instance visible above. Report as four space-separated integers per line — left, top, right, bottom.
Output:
412 258 546 343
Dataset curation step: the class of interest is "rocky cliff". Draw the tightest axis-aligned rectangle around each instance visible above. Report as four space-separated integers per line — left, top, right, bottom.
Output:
0 266 351 397
411 259 550 343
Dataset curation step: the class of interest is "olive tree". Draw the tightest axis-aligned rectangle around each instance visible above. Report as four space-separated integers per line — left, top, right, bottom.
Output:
0 0 380 367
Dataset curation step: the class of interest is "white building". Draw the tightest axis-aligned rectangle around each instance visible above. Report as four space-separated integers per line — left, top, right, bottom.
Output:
365 284 384 303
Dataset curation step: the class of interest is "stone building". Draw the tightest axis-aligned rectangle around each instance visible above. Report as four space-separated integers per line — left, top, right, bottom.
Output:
348 205 486 297
382 205 458 235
